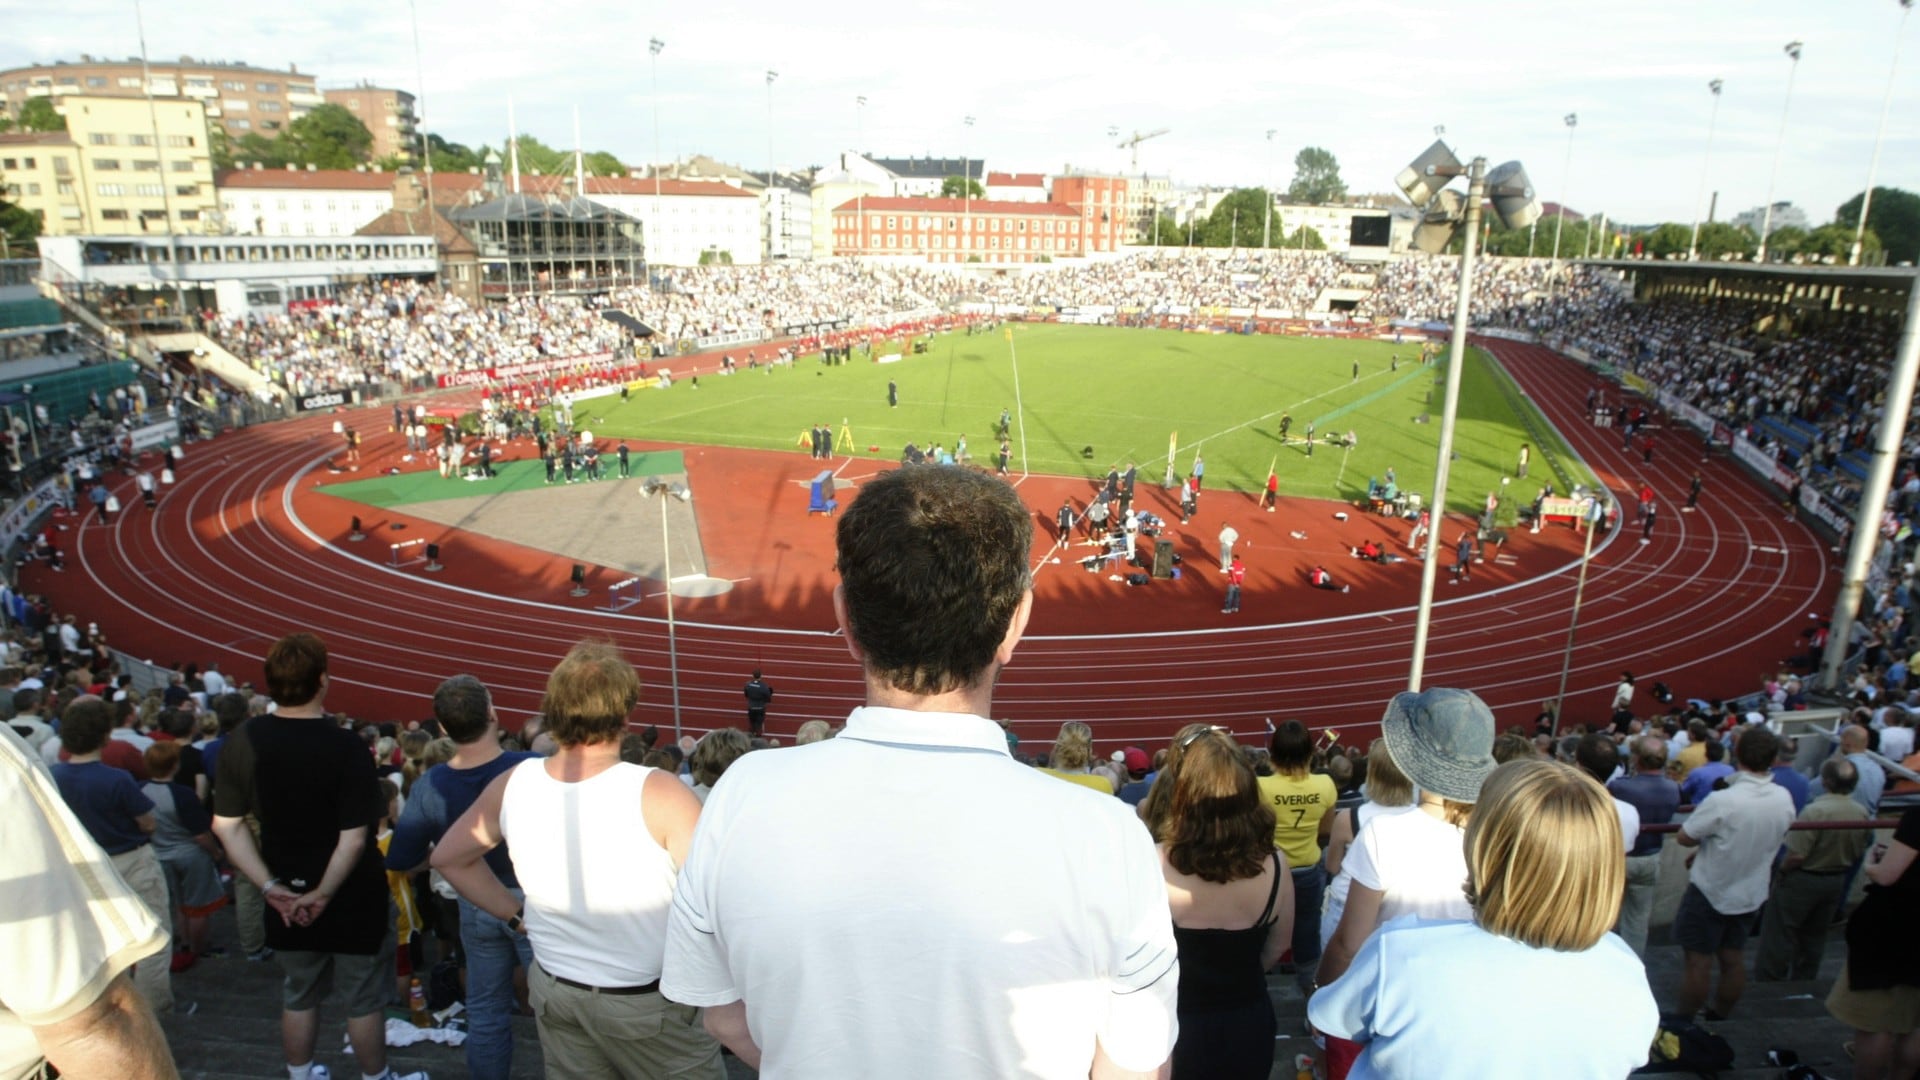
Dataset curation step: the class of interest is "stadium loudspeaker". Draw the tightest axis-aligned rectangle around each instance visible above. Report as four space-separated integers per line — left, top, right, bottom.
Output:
1395 139 1463 207
349 516 365 542
570 564 589 597
1486 161 1541 230
1152 539 1175 579
425 543 443 572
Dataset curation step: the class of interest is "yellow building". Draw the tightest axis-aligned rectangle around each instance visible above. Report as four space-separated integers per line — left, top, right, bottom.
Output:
0 95 216 236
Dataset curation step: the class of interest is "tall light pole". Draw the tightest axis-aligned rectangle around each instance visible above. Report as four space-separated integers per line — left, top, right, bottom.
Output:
765 70 778 261
1392 142 1540 688
963 115 975 261
1687 78 1725 261
642 477 691 738
1757 41 1803 263
855 95 867 256
408 0 435 213
649 37 664 262
1852 3 1911 266
133 0 186 316
1550 113 1577 265
1263 129 1277 250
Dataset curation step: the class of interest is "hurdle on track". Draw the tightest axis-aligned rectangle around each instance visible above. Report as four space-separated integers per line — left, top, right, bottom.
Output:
390 537 429 569
600 575 645 613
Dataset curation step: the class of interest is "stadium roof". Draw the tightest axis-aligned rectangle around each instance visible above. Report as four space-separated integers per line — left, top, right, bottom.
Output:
871 156 972 179
830 196 1079 216
217 168 394 191
1586 258 1918 292
448 193 642 224
426 174 754 200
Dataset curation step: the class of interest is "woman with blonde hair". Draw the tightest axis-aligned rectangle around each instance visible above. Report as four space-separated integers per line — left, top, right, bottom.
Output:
1319 738 1416 953
1156 726 1293 1079
1310 759 1657 1077
1041 720 1112 793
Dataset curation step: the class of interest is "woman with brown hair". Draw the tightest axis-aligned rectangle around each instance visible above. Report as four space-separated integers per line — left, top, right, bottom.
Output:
1156 725 1294 1079
1309 759 1656 1077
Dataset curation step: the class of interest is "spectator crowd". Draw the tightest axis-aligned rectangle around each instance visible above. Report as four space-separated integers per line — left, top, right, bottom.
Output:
5 463 1918 1080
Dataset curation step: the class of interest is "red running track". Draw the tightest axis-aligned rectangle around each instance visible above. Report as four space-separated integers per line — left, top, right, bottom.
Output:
30 342 1834 750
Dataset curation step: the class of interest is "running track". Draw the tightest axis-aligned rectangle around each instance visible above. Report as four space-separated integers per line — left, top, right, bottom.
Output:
34 341 1834 749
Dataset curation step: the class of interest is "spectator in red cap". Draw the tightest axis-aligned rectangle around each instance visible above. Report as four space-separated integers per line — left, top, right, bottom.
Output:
1118 747 1155 806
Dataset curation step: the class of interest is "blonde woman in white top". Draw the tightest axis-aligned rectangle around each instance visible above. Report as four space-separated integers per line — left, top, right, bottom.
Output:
434 640 723 1079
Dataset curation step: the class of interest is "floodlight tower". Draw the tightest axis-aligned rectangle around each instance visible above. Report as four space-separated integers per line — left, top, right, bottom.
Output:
1688 79 1725 262
1756 41 1803 263
1391 140 1542 690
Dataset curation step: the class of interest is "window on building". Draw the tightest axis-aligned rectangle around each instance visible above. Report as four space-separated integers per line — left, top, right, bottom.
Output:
886 216 896 228
57 182 73 196
0 158 11 170
170 160 192 172
94 158 121 170
101 209 128 220
261 120 280 131
136 184 163 197
301 199 311 210
89 133 115 146
26 183 40 195
133 159 160 171
258 101 282 113
179 210 199 221
140 209 166 221
224 99 249 111
117 76 142 88
230 119 250 130
222 80 245 91
86 76 107 88
256 81 279 93
291 84 314 96
128 134 152 146
1 185 15 197
175 184 197 197
166 134 194 147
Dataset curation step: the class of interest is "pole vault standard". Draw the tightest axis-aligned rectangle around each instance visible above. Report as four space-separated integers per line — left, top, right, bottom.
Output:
1007 326 1029 476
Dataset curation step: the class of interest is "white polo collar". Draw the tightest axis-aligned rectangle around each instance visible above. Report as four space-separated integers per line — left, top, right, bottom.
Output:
838 706 1011 757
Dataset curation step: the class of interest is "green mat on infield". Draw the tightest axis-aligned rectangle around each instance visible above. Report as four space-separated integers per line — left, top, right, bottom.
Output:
313 451 686 508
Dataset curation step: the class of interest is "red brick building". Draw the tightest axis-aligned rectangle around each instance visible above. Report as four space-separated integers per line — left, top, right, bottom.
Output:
1049 173 1131 253
831 196 1085 262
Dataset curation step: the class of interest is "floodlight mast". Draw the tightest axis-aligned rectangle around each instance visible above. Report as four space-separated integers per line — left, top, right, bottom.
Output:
1406 154 1485 691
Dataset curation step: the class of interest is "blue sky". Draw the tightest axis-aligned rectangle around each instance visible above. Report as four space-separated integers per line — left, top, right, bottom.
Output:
6 0 1915 226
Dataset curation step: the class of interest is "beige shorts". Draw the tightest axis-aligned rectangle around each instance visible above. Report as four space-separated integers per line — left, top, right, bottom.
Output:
1827 961 1920 1034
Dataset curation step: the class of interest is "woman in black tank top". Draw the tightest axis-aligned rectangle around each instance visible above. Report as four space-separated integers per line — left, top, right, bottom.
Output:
1152 726 1295 1079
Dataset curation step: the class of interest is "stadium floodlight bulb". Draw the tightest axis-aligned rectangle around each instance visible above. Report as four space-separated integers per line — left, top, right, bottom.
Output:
1784 41 1802 61
1485 160 1541 230
1396 139 1463 207
1709 78 1723 95
649 37 664 56
1411 189 1465 254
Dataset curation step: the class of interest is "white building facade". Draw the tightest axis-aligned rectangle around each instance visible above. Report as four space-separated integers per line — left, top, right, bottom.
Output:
216 166 394 237
584 178 760 266
763 174 813 261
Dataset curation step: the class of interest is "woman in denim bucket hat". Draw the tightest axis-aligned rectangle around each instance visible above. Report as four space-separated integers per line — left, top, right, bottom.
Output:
1310 688 1498 1079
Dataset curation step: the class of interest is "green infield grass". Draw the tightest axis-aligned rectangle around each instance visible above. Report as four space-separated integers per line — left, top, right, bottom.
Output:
567 324 1591 516
315 451 686 507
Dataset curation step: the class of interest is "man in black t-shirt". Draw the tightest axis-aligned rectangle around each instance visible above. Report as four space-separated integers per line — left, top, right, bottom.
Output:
743 670 774 738
211 634 422 1080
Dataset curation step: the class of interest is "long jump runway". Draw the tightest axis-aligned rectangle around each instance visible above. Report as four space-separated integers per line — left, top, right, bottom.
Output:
38 340 1832 748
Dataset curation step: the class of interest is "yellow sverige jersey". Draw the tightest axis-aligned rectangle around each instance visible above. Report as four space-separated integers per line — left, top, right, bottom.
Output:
1258 772 1336 867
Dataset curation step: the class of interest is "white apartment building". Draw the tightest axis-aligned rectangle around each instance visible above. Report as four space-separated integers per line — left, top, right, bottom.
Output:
216 166 394 236
584 178 761 266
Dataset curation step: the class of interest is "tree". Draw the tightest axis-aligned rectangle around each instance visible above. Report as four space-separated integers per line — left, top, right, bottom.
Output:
208 125 235 170
282 104 373 169
0 196 40 255
1802 223 1879 262
1286 225 1326 251
234 132 289 169
1287 147 1346 205
1696 222 1756 260
1197 188 1275 247
425 133 482 174
1642 223 1693 259
940 175 984 199
17 98 64 133
583 151 627 177
1764 225 1807 259
1836 187 1920 265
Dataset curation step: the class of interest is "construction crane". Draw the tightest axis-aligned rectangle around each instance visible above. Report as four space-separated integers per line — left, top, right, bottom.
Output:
1115 128 1170 173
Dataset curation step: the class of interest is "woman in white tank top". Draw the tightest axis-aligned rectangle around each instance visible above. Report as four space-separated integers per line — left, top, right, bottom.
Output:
432 641 725 1079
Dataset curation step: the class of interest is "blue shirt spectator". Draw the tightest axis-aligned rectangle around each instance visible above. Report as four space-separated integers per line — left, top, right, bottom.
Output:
1681 761 1735 806
53 760 155 855
1608 771 1681 857
1770 763 1811 814
386 751 536 884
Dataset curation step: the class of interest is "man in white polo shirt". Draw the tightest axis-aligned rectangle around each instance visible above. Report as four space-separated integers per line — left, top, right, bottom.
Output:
663 466 1180 1079
1674 726 1795 1021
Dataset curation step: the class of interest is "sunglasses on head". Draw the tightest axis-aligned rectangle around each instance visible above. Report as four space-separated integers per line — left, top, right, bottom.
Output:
1178 725 1231 750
